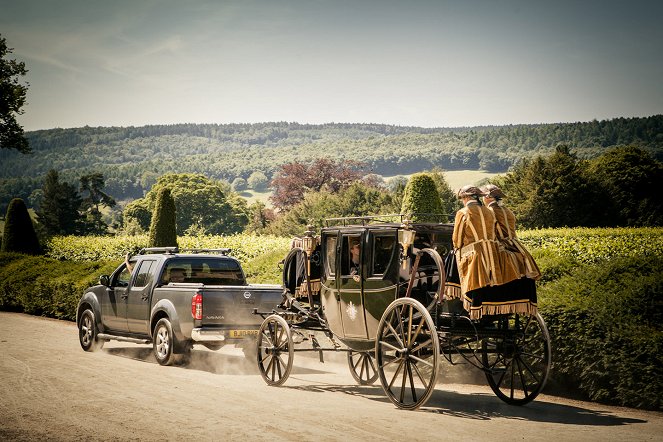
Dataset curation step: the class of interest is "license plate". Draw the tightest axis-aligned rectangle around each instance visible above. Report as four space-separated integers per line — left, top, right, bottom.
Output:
228 329 259 339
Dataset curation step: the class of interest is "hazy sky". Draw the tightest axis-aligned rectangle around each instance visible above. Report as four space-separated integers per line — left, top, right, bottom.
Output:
1 0 662 131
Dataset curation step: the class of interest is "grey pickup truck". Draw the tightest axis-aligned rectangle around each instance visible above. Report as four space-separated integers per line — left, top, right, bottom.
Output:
76 247 283 365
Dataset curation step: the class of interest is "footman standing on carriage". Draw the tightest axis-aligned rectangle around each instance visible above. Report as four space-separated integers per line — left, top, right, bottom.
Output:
450 185 537 320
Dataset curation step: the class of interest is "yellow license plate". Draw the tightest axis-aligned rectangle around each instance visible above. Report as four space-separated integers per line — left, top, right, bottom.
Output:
228 329 259 339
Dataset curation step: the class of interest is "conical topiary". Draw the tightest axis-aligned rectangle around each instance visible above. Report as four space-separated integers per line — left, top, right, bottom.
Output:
1 198 41 254
148 188 178 248
400 173 443 222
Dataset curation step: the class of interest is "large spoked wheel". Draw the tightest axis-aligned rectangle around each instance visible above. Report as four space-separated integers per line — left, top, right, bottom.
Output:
79 309 104 352
257 315 294 386
375 298 440 410
348 350 378 385
482 312 551 405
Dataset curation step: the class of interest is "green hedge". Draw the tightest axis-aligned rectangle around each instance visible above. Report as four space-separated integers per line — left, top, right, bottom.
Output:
538 256 663 410
0 253 118 321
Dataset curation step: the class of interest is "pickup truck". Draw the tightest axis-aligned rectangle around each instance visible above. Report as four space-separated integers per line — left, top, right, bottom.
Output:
76 247 283 365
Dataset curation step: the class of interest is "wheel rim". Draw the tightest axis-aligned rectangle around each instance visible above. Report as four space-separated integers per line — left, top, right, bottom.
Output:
257 315 294 386
376 298 439 410
80 314 93 347
348 351 378 385
482 313 551 405
156 325 170 360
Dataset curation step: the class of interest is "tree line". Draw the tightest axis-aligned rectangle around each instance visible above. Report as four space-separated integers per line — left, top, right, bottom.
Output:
1 115 661 212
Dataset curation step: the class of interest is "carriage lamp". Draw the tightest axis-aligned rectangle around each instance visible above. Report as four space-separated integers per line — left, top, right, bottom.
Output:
302 224 316 256
398 224 416 268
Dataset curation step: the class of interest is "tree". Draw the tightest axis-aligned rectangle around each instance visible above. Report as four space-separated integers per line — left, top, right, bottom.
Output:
79 172 116 234
124 173 248 235
148 188 178 248
429 168 461 218
0 35 30 153
267 182 397 236
231 177 247 192
400 173 443 222
270 159 364 211
247 171 269 191
495 145 605 228
1 198 40 254
36 169 82 235
589 145 663 226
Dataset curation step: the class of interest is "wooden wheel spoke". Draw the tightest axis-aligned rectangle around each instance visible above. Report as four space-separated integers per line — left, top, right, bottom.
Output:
407 361 417 403
410 316 426 347
408 353 435 368
379 339 403 353
384 324 405 350
410 338 433 355
411 360 429 390
517 356 542 386
388 359 405 390
515 358 529 397
380 354 403 370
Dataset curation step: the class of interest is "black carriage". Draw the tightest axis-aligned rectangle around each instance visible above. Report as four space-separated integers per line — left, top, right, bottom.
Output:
255 215 551 409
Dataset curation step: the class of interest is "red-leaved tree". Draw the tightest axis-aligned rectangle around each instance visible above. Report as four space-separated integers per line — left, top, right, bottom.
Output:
270 159 364 211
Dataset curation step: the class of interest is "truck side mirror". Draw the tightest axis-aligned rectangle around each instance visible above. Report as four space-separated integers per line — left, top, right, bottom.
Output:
99 275 110 287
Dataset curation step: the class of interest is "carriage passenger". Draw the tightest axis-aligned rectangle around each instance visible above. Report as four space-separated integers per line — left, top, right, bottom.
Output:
481 184 541 280
451 185 524 319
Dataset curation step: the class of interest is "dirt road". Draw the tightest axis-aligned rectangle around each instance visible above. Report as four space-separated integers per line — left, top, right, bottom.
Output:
0 312 661 441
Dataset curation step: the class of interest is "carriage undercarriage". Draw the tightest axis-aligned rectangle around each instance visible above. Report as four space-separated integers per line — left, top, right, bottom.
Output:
254 218 551 410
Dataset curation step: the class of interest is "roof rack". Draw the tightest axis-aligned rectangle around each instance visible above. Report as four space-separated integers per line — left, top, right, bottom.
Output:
138 247 231 255
324 213 453 227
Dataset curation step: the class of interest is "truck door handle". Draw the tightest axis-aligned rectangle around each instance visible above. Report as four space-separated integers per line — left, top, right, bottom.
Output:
121 294 128 300
141 296 148 301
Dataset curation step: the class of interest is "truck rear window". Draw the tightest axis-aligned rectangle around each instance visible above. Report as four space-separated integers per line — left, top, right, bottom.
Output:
161 258 246 285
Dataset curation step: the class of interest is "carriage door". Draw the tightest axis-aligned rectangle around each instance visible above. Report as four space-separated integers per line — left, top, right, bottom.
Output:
364 230 399 340
338 233 368 339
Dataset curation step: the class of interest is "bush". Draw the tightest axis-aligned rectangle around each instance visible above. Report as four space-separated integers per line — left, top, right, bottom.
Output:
148 188 178 247
538 256 663 410
400 173 443 222
1 198 40 254
0 253 117 320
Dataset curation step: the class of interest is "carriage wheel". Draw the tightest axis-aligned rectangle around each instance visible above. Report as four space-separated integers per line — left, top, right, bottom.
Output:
375 298 440 410
481 312 551 405
348 350 378 385
257 315 294 386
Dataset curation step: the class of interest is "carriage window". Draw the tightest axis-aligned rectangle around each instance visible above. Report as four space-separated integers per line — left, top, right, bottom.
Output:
325 236 337 276
341 235 361 276
371 235 396 276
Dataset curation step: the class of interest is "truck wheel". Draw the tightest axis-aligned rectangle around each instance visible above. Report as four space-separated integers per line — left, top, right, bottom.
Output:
79 309 104 352
153 318 178 366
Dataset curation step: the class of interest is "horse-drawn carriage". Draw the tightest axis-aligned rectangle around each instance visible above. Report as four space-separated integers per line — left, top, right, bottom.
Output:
254 215 551 409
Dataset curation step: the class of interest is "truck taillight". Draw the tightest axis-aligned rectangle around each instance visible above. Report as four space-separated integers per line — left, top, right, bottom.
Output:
191 293 203 320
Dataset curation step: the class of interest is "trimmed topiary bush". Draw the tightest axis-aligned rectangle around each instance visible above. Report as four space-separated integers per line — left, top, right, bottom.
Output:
148 188 178 248
400 173 443 222
1 198 41 255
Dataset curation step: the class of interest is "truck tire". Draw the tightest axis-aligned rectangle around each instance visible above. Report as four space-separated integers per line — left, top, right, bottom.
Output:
153 318 179 366
79 309 105 352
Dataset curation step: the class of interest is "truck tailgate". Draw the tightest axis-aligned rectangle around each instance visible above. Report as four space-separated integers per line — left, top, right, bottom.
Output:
200 285 282 327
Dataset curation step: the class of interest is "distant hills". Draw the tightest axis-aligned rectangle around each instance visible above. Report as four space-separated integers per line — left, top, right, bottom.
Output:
1 115 661 210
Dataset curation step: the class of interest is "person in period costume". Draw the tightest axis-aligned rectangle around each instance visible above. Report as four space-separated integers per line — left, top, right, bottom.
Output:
451 185 538 319
481 184 541 280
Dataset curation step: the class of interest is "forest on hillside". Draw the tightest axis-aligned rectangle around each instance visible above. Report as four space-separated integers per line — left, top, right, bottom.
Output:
0 115 661 209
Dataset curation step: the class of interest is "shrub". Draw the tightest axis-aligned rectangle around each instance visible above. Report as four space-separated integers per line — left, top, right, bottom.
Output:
400 173 443 222
0 254 117 320
538 256 663 410
148 188 178 247
1 198 40 254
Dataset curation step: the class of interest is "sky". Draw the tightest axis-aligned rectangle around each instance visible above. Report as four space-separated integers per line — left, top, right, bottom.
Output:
1 0 662 131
